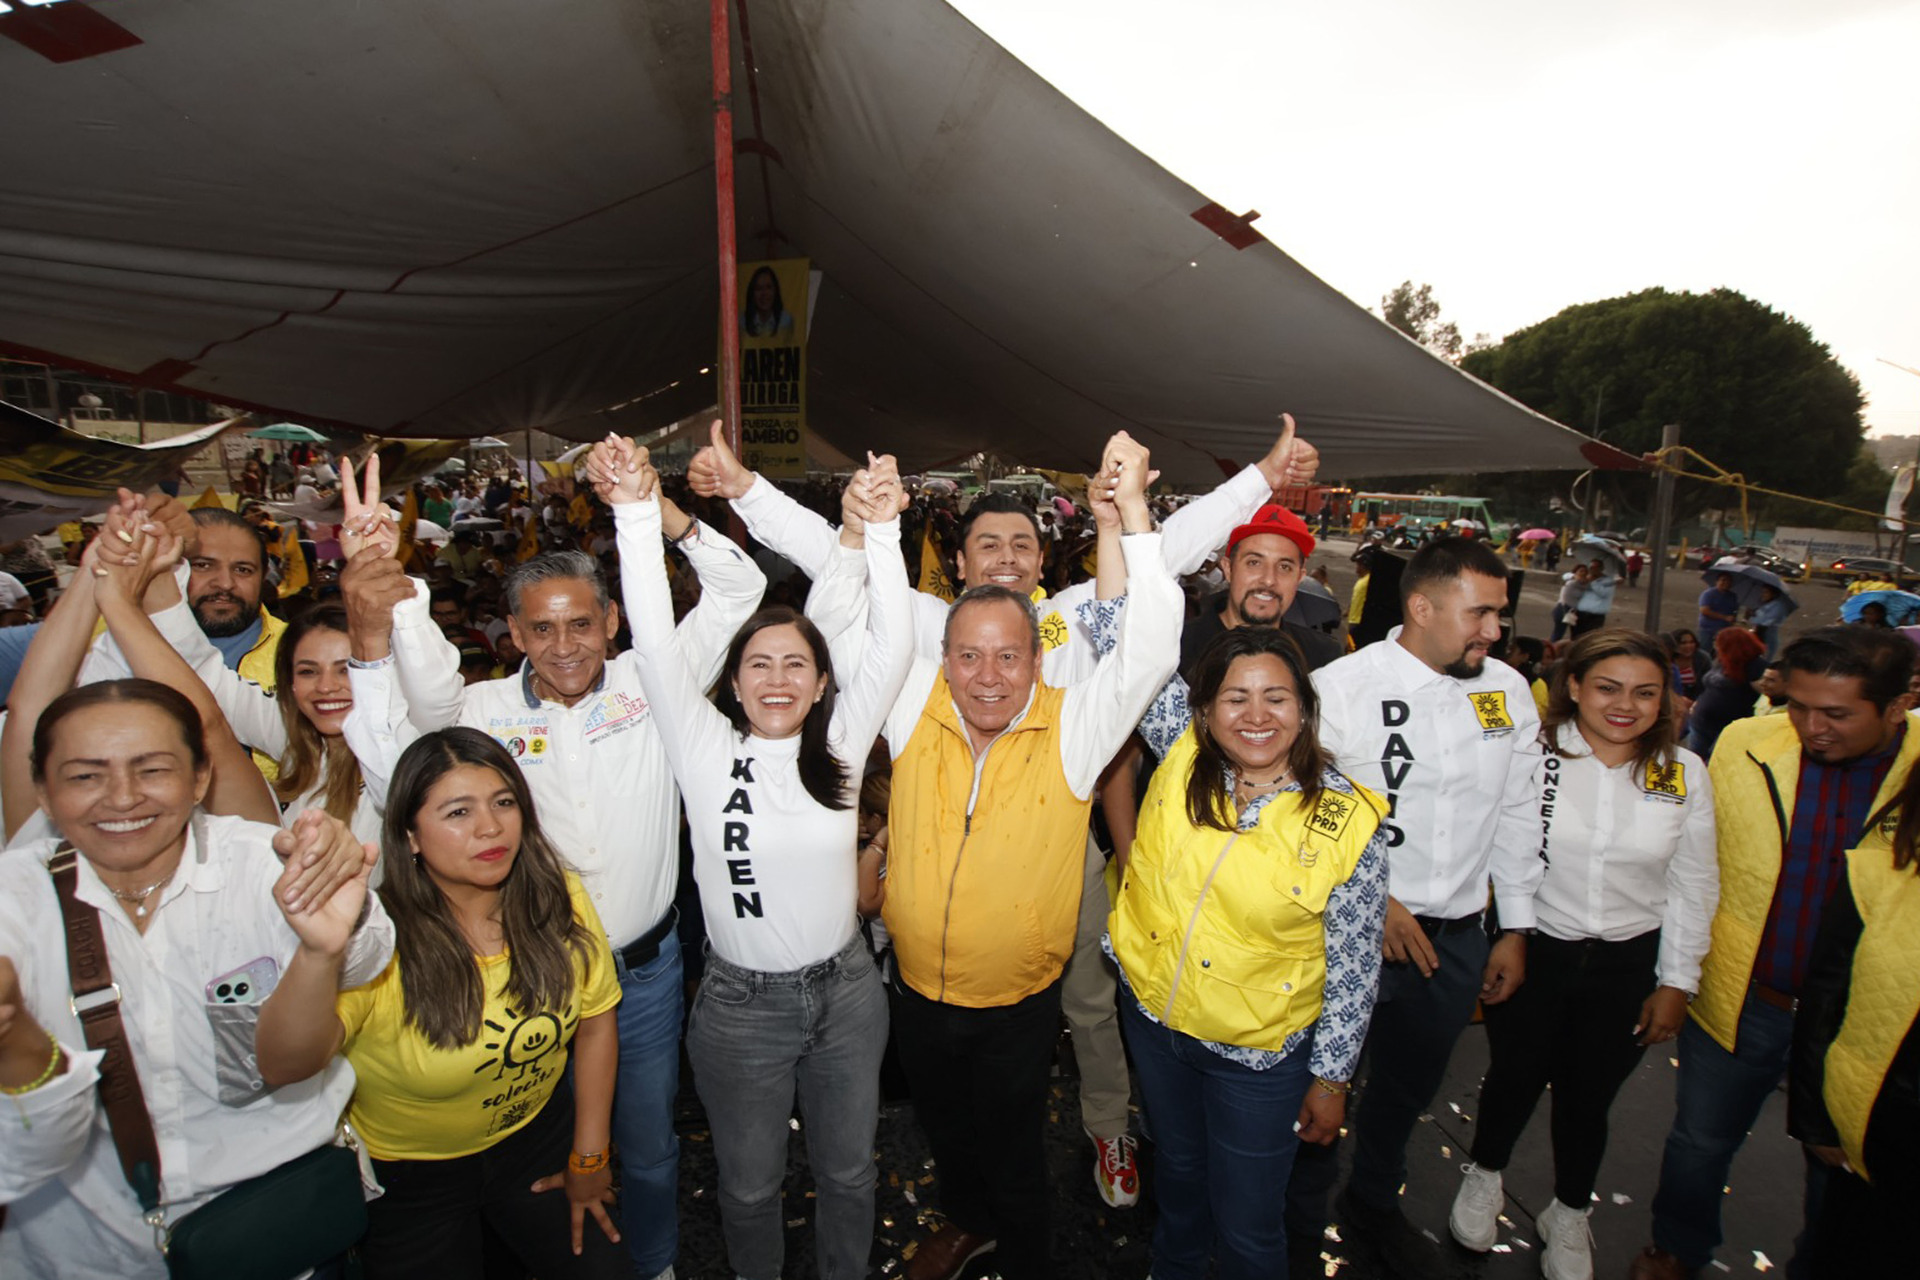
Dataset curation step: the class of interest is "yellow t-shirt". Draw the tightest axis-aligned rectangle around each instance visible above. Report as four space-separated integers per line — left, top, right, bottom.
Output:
337 873 621 1161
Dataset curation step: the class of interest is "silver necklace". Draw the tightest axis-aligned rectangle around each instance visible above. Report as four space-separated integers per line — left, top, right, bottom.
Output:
108 873 174 918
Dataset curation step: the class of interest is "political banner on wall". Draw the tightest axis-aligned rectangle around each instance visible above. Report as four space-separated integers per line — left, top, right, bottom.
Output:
736 258 809 479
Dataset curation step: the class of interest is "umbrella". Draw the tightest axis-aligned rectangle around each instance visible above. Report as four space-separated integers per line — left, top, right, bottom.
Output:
412 518 452 545
921 478 960 496
1053 496 1076 518
247 422 329 443
1572 535 1626 574
1702 558 1797 613
1450 518 1485 530
1519 528 1557 541
1286 577 1343 631
451 516 503 531
469 437 511 450
1842 590 1920 626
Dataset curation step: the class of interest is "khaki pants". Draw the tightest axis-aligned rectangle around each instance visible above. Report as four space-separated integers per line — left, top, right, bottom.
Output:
1062 832 1131 1139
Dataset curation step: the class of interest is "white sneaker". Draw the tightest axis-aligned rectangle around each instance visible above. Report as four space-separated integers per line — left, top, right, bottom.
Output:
1448 1162 1503 1251
1536 1197 1595 1280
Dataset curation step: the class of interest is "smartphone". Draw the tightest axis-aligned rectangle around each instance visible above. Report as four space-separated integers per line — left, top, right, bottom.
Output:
205 956 280 1005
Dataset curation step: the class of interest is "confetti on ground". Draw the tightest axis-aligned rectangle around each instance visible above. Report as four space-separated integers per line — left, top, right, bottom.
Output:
1450 1102 1463 1114
1418 1113 1435 1123
1671 1057 1681 1068
1440 1145 1452 1158
789 1117 801 1130
1498 1214 1514 1227
1492 1243 1512 1253
903 1184 919 1206
1612 1192 1634 1205
1514 1238 1533 1250
1420 1228 1440 1243
1324 1225 1343 1243
1753 1251 1773 1272
1712 1262 1732 1273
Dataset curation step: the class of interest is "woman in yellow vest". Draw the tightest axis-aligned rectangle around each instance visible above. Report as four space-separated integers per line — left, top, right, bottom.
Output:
1788 766 1920 1275
1447 629 1718 1280
1083 609 1388 1280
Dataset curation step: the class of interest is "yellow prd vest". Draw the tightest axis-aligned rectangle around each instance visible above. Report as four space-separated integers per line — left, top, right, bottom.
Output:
883 674 1092 1009
1822 830 1920 1184
1111 727 1383 1053
1693 713 1920 1052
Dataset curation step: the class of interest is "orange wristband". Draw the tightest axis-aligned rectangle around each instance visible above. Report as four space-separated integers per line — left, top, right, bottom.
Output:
568 1149 610 1175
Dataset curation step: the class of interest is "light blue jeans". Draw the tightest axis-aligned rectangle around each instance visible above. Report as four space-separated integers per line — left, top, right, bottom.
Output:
686 933 889 1280
611 926 685 1278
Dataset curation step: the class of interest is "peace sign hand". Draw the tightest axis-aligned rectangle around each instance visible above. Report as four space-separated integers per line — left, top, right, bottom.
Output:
338 453 399 561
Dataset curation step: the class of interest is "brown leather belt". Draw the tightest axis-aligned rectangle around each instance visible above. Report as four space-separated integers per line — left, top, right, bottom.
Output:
1751 982 1799 1014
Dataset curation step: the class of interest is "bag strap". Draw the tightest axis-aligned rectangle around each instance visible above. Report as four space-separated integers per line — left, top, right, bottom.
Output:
48 844 164 1213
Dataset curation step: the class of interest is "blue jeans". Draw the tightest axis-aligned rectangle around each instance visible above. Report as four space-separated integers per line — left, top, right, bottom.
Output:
1650 992 1825 1275
611 926 684 1278
1122 1000 1312 1280
685 934 888 1280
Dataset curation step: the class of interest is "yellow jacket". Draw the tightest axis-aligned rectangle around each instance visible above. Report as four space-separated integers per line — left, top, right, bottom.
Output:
1822 836 1920 1182
238 607 288 693
1693 712 1920 1052
1112 728 1382 1052
883 675 1090 1008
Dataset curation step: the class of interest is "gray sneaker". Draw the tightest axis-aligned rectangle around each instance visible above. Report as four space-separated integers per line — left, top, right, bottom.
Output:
1448 1162 1503 1252
1537 1197 1595 1280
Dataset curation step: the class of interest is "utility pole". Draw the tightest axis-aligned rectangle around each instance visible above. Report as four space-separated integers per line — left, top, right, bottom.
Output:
1643 423 1680 631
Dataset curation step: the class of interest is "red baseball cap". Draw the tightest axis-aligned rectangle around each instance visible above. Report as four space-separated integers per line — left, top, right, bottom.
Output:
1227 504 1315 561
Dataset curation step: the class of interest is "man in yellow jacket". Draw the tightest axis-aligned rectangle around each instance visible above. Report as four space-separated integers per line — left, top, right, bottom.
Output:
1631 627 1920 1280
877 437 1180 1280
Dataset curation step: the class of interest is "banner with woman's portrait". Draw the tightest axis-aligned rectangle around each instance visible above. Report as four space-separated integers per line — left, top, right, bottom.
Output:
735 258 810 479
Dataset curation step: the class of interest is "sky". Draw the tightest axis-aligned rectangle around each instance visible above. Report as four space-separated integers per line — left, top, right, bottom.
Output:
949 0 1920 439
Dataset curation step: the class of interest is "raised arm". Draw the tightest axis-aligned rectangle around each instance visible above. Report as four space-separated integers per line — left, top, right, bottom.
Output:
90 503 279 826
828 456 916 761
1157 414 1318 575
586 437 734 782
1059 434 1185 795
338 539 429 811
689 419 841 579
2 542 105 839
663 499 768 691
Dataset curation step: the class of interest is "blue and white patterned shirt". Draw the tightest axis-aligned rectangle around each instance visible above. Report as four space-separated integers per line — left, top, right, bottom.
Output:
1083 597 1387 1080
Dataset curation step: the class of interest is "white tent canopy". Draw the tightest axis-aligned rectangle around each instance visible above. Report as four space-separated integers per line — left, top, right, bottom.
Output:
0 0 1610 484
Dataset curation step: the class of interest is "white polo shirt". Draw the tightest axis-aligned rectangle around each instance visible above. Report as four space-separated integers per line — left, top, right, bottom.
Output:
1313 630 1544 926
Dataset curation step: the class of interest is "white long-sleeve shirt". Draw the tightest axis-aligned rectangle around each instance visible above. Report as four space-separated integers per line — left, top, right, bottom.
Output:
342 521 767 947
0 814 393 1277
1313 628 1545 926
618 498 913 971
1531 736 1720 993
733 463 1274 687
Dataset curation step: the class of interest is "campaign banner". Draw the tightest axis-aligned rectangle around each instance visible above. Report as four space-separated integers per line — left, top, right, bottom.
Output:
736 257 809 479
0 400 235 541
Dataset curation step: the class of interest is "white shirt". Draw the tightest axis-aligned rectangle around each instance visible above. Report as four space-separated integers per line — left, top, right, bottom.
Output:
0 814 393 1277
1532 736 1720 992
1313 628 1545 925
732 463 1274 688
343 522 767 947
617 498 913 971
0 571 29 612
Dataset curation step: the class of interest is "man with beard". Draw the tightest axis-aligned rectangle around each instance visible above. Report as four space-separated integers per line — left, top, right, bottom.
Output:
1177 503 1341 679
185 507 285 681
1300 535 1545 1277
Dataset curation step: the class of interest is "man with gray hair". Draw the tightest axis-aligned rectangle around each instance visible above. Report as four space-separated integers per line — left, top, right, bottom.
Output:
340 463 766 1280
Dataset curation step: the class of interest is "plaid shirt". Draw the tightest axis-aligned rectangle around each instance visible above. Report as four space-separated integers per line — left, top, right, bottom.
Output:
1752 726 1904 994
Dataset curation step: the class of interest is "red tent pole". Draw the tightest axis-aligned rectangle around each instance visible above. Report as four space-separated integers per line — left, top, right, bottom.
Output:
712 0 741 455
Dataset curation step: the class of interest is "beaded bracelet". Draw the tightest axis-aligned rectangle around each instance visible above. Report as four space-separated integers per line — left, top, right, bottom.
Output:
1311 1077 1352 1097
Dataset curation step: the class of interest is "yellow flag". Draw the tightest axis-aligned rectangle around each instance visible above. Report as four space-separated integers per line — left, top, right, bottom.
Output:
276 522 308 598
919 529 955 602
395 486 419 565
516 514 540 563
191 485 224 510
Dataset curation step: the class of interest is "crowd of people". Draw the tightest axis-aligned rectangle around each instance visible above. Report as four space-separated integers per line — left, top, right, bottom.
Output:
0 417 1914 1280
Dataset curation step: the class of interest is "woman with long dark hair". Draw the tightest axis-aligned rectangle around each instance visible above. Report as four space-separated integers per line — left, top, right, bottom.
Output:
1449 629 1718 1280
741 265 793 338
257 728 626 1279
586 435 911 1280
270 603 382 842
1080 592 1389 1280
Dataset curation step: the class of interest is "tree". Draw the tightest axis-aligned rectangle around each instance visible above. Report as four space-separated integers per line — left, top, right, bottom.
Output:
1380 281 1463 361
1460 287 1865 499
